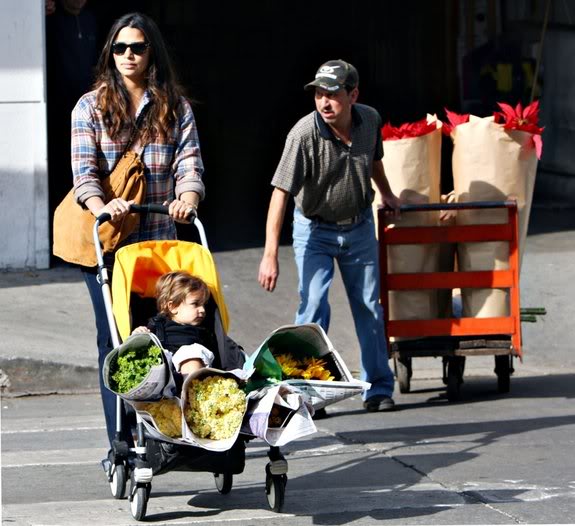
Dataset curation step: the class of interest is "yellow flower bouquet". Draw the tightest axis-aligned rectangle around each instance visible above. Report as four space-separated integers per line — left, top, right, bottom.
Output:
275 354 335 381
134 398 183 439
181 368 250 451
185 376 246 440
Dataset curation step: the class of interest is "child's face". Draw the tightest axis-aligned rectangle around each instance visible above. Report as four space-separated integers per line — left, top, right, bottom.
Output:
169 291 206 326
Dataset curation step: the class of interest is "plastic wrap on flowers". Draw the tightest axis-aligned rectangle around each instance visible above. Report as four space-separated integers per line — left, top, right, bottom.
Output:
180 367 252 452
102 333 176 401
244 323 370 410
374 116 443 332
241 383 317 447
447 102 542 317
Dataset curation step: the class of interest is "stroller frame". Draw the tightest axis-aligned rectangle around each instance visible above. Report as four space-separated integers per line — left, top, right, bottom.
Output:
93 204 288 520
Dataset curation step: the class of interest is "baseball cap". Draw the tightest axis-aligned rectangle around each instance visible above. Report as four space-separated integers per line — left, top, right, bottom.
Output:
304 60 359 92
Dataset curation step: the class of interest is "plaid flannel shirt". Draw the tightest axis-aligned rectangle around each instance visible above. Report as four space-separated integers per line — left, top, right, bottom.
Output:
72 89 205 244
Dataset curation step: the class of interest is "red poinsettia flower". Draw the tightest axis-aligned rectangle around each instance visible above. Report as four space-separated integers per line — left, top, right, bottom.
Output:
494 101 544 159
494 101 543 133
442 108 470 136
381 117 437 141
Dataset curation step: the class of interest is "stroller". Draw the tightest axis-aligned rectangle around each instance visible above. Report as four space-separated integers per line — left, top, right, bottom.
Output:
93 205 288 521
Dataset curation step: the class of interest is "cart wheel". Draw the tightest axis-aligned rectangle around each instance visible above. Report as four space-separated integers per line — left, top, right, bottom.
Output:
265 473 287 512
446 357 464 402
395 357 412 393
109 462 127 499
495 355 511 393
129 484 150 521
214 472 233 494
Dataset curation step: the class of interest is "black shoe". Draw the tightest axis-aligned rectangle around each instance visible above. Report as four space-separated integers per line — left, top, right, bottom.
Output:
101 448 114 479
312 407 328 420
363 395 395 413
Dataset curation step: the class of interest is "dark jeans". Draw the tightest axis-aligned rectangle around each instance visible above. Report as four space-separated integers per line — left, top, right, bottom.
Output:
82 265 134 447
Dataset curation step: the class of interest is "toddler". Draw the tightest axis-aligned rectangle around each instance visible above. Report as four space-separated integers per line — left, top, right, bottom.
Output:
133 271 218 375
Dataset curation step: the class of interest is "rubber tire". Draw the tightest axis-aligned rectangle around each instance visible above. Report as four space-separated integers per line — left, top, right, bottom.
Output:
214 472 233 494
266 474 286 513
130 485 149 521
110 462 127 499
446 358 462 402
495 355 511 393
395 357 412 394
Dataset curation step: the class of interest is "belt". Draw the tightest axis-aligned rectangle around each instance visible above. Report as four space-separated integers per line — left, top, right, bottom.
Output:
313 214 363 226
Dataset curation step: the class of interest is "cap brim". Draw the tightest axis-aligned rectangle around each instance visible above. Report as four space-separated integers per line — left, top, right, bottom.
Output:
304 78 344 91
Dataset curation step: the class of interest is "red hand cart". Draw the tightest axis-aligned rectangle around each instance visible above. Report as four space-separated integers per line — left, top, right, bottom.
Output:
378 201 522 401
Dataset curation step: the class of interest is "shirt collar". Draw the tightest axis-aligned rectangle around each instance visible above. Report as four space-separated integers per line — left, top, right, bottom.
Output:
314 105 363 140
135 90 152 119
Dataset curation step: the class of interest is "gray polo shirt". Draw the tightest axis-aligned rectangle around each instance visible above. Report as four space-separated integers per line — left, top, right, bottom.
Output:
271 103 383 222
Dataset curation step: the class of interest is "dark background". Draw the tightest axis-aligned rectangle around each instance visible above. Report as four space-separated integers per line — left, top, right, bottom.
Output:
47 0 500 254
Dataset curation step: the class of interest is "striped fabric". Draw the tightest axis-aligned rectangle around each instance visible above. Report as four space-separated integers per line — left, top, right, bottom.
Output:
71 89 205 244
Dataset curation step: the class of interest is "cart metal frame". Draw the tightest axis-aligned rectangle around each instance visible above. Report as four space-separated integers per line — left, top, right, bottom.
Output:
378 201 522 400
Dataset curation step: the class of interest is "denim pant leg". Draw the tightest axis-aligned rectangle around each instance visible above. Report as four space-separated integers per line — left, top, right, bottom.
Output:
82 268 132 447
337 213 395 400
292 211 336 331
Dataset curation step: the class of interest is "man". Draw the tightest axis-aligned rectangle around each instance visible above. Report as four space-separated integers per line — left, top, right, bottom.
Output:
258 59 400 412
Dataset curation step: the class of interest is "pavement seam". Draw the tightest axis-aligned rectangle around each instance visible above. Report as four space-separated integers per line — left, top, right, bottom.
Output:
326 427 529 523
385 454 528 524
458 491 525 523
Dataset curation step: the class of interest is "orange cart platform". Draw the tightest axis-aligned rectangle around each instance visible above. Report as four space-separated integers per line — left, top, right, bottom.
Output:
378 201 522 401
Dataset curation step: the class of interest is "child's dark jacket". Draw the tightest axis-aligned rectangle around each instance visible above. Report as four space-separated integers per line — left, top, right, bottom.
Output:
147 314 245 371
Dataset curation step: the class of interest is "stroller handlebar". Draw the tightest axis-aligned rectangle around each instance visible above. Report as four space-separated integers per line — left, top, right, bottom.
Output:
96 203 196 224
130 203 170 216
93 203 207 256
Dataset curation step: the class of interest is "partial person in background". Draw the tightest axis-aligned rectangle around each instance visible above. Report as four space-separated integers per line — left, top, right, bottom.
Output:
258 60 400 414
46 0 99 228
70 12 205 452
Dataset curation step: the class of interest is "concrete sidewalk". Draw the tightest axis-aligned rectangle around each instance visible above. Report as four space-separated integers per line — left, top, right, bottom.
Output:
1 205 574 395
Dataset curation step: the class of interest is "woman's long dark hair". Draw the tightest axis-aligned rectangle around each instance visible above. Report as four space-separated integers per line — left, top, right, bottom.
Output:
93 12 185 143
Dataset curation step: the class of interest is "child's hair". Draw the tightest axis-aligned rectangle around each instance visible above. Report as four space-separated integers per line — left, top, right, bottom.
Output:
156 271 210 317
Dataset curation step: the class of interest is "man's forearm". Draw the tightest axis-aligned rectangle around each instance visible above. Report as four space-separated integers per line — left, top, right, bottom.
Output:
264 188 290 257
372 159 393 197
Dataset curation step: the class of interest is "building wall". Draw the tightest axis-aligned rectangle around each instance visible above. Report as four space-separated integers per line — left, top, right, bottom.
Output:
0 0 49 269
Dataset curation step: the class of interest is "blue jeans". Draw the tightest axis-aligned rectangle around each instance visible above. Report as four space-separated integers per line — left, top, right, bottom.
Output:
292 207 394 400
82 265 133 447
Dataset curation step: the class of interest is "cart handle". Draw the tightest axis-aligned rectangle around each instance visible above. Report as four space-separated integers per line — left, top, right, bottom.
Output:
383 200 517 213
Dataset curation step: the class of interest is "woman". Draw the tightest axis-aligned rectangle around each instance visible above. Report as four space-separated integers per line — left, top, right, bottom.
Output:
71 12 204 448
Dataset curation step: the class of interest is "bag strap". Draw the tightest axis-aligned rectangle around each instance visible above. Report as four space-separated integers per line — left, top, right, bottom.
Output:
110 103 150 172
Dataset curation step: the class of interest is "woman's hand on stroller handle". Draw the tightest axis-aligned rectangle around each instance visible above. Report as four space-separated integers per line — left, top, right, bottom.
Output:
164 199 197 225
96 203 196 224
95 198 133 224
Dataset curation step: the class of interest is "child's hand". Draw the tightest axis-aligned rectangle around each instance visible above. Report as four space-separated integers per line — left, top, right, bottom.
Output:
180 358 205 375
132 326 150 335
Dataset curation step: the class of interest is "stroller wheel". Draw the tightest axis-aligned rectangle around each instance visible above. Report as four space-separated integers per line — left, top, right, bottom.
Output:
214 472 233 494
265 472 287 513
109 462 128 499
129 484 150 521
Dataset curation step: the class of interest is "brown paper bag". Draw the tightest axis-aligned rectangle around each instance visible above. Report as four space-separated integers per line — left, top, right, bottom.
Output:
451 115 538 318
373 120 442 330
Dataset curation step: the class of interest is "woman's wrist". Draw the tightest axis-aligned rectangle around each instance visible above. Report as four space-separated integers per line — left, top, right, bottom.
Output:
179 191 200 210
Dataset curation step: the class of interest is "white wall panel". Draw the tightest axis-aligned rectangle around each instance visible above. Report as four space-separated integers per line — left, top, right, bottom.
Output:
0 0 45 102
0 0 48 268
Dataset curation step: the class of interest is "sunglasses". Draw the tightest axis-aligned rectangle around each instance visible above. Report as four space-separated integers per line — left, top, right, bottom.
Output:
111 41 150 56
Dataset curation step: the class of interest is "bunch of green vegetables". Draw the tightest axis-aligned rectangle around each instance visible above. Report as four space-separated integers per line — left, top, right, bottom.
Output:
111 344 163 393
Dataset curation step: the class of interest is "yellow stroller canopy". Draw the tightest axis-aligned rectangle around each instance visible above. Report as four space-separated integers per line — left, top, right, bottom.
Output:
112 240 229 341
